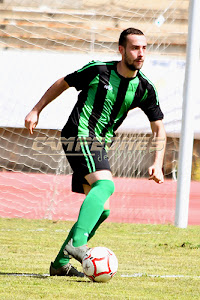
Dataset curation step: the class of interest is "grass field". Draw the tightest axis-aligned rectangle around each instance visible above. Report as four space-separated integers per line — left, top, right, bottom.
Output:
0 218 200 300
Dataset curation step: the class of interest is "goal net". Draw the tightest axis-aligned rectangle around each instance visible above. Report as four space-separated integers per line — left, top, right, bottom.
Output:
0 0 190 223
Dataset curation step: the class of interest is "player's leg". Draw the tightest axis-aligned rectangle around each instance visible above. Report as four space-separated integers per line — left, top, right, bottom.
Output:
51 183 91 270
70 170 114 247
88 208 110 241
62 136 114 263
83 183 110 242
64 170 115 262
50 176 88 276
50 183 111 274
49 222 84 277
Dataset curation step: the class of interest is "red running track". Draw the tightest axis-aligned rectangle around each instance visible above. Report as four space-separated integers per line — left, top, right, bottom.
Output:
0 172 199 225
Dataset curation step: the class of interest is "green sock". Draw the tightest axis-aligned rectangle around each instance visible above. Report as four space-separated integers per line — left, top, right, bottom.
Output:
52 181 114 269
52 222 77 269
52 210 110 269
88 209 110 241
72 180 114 247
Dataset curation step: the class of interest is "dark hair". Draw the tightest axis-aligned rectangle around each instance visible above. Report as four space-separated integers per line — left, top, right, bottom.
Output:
118 28 144 47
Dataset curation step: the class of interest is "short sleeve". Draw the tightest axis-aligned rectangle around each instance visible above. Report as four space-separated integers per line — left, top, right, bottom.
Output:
64 62 100 91
139 85 164 122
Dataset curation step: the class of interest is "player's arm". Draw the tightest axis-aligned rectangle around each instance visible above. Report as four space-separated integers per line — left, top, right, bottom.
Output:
25 77 69 134
148 120 166 184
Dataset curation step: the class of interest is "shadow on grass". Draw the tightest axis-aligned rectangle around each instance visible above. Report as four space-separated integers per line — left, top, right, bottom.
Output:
0 272 90 282
0 272 49 279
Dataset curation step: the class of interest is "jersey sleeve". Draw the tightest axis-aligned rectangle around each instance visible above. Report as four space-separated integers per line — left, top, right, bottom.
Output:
139 84 164 122
64 61 100 91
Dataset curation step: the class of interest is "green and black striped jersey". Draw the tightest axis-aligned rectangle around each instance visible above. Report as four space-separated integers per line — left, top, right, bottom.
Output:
62 61 163 142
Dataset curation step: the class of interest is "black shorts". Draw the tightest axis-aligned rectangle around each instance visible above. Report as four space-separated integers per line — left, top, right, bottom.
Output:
61 136 111 194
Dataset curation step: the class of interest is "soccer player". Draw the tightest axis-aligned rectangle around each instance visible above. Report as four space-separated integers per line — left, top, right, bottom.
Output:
25 28 166 277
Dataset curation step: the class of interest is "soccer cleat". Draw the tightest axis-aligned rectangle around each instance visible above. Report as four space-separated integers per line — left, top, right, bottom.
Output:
64 239 90 263
49 262 85 277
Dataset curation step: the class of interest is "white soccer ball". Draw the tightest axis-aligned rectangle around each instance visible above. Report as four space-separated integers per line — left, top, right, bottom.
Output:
82 247 118 282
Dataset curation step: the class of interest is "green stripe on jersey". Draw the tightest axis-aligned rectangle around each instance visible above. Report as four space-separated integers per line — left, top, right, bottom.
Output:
94 70 121 139
103 77 139 142
140 89 148 102
77 61 115 73
78 74 100 137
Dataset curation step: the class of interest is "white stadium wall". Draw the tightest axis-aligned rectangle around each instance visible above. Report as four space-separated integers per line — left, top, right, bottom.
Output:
1 50 199 138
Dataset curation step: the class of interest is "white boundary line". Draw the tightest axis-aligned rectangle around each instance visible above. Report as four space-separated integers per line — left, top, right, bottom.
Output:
121 273 200 279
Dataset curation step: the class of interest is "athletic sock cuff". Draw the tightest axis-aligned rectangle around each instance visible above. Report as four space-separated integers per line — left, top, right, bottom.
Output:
91 179 115 196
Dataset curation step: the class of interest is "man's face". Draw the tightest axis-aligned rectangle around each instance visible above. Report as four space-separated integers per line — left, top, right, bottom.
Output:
120 34 147 71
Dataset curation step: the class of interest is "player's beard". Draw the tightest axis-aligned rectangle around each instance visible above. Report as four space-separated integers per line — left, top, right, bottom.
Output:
124 51 144 71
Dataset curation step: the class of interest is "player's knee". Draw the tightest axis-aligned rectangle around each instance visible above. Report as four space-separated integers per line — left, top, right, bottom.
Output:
91 179 115 198
98 179 115 196
105 180 115 196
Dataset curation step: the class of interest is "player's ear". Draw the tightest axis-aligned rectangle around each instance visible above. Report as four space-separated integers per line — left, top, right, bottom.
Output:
118 45 125 56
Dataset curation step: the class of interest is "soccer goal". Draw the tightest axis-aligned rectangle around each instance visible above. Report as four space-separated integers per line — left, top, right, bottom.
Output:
0 0 193 224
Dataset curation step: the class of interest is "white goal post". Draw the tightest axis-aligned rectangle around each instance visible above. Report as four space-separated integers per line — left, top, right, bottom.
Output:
175 0 200 228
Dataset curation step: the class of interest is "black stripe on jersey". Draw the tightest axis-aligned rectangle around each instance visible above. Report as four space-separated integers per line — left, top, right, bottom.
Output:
61 89 90 138
131 73 164 121
129 78 146 109
88 66 111 137
101 78 130 137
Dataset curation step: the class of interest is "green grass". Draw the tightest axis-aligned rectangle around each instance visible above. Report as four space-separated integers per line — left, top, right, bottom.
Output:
0 218 200 299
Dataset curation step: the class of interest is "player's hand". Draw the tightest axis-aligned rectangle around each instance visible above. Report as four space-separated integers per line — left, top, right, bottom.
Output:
25 110 39 134
148 165 164 184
